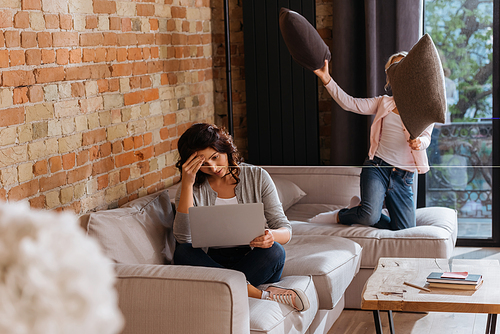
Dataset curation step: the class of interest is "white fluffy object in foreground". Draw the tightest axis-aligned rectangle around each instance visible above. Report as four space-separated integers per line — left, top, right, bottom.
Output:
0 201 124 334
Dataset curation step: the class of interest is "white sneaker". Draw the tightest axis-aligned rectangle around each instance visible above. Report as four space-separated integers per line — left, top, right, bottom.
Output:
348 195 361 209
265 286 310 311
308 209 340 224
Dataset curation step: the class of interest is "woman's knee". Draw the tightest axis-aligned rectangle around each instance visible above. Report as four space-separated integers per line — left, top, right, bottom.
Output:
266 242 286 265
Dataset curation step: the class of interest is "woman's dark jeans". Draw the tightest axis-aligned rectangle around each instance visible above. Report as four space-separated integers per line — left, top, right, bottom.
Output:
173 242 286 287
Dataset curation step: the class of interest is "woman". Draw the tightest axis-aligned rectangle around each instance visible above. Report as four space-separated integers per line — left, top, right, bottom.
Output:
173 123 309 311
311 53 434 230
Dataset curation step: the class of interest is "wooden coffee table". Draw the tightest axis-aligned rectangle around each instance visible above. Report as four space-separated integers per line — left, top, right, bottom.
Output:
361 258 500 334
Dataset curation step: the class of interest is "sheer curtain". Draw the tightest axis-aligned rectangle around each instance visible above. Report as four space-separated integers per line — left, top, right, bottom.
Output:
329 0 422 166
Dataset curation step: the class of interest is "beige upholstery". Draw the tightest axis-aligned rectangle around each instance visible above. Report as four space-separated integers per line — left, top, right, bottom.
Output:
262 166 458 310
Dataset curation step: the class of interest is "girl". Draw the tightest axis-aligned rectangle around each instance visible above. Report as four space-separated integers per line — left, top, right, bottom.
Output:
173 123 309 311
311 53 434 230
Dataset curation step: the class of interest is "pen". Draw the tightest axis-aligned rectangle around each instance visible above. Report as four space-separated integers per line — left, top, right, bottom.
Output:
404 281 431 292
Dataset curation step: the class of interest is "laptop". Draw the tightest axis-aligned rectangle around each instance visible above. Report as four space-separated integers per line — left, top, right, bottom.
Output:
188 203 266 248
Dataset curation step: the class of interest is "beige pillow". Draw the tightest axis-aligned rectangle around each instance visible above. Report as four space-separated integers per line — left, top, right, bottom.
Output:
86 190 175 265
386 34 446 139
272 176 307 211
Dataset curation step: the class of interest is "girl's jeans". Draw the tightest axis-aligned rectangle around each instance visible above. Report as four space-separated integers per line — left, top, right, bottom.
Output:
173 242 286 287
338 156 416 231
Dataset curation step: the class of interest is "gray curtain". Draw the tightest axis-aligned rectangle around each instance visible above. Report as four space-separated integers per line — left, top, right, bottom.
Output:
330 0 422 166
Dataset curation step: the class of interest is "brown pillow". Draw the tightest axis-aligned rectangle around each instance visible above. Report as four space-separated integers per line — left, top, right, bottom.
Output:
279 7 331 72
386 34 446 139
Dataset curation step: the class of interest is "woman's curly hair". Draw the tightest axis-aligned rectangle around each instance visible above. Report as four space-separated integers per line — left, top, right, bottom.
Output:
176 123 242 185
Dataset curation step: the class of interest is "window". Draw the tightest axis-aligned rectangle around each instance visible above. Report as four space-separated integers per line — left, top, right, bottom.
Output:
423 0 498 245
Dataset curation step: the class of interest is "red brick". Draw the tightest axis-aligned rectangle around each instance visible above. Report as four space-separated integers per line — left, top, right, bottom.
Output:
115 151 137 167
0 11 13 29
116 48 127 62
14 11 29 29
69 49 81 63
126 178 143 194
80 33 104 47
89 146 99 160
109 17 120 30
132 62 147 75
4 31 20 47
97 174 108 190
137 4 154 16
144 88 158 102
144 133 153 145
45 14 59 29
111 63 132 77
120 168 130 181
171 7 186 18
8 180 39 201
162 165 176 179
56 49 69 64
182 21 189 32
25 49 41 65
59 14 72 29
94 0 116 14
82 48 95 62
0 106 24 126
29 195 45 209
172 33 187 45
71 82 85 97
160 127 169 140
154 141 171 156
3 70 36 87
39 172 66 192
100 142 112 157
83 128 106 146
144 171 161 187
8 51 24 67
21 31 37 48
117 33 136 46
136 146 154 160
108 78 119 91
41 49 55 64
22 0 41 10
62 152 75 170
28 86 44 102
124 91 143 106
90 64 110 79
164 113 176 126
86 16 98 29
128 47 142 60
92 157 114 175
121 18 131 32
49 156 62 173
97 79 108 93
133 135 143 149
95 47 106 62
143 47 151 60
123 137 134 151
67 165 92 184
33 160 48 176
0 50 7 67
129 77 140 89
36 32 52 48
149 19 158 31
52 32 79 47
140 76 151 88
77 150 89 166
34 67 65 84
13 87 28 104
103 32 117 45
0 31 4 47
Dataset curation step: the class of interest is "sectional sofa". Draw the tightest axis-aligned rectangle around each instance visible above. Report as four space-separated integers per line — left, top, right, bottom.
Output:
79 165 457 334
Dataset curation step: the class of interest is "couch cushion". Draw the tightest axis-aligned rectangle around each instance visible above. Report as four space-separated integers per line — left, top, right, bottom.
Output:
250 275 318 334
84 190 175 265
289 206 457 269
282 235 362 310
271 176 307 211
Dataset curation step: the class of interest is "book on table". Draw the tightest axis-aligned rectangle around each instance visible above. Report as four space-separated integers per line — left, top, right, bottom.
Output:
426 272 483 290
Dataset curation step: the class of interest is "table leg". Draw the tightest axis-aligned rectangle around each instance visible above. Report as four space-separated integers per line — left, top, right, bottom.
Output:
373 310 384 334
388 310 395 334
486 314 497 334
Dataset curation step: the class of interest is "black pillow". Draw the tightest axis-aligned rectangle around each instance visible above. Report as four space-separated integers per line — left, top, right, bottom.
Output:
386 34 446 139
279 7 331 72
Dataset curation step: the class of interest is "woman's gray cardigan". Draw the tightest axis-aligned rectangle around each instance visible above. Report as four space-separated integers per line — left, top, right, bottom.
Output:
173 163 292 245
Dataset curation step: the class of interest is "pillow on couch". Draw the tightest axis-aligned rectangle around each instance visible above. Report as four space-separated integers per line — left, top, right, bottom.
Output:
386 33 446 139
279 7 331 71
272 176 307 211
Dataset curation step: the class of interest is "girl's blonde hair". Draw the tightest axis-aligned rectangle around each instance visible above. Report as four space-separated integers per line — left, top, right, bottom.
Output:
384 51 408 91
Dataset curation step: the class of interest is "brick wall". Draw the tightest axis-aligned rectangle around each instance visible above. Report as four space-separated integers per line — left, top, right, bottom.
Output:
0 0 214 213
212 0 333 164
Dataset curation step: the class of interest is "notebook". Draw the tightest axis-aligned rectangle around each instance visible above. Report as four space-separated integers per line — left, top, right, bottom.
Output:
188 203 266 248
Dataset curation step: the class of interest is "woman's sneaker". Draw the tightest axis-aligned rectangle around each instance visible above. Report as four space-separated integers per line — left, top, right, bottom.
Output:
264 286 310 311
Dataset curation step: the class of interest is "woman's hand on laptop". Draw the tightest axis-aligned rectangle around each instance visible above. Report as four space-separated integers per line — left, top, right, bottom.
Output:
250 229 275 248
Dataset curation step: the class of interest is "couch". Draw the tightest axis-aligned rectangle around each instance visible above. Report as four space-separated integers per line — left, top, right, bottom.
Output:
79 165 457 334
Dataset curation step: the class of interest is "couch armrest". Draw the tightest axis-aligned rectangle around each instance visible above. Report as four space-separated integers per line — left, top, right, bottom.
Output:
115 264 250 334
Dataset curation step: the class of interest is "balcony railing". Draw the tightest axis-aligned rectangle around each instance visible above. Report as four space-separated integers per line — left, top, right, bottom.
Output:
427 122 493 220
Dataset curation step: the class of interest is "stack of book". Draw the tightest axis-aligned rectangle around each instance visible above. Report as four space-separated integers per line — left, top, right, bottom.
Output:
426 271 483 290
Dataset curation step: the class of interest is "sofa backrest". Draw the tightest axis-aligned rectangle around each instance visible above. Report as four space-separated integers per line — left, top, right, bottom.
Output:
79 190 175 265
262 166 362 206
